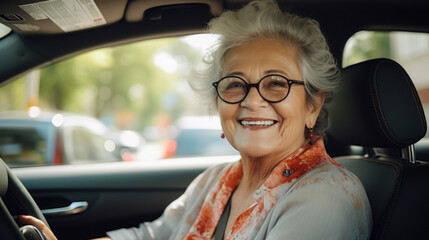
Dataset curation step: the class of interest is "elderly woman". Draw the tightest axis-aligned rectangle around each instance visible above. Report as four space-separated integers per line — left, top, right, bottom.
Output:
21 0 371 239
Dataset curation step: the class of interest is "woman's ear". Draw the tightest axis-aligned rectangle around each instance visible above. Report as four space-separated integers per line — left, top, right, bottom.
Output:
306 92 325 127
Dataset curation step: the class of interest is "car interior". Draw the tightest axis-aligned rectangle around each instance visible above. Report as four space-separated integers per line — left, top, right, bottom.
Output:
1 0 429 239
328 58 428 239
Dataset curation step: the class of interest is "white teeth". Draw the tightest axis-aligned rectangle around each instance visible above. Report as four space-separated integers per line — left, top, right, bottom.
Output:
240 120 275 126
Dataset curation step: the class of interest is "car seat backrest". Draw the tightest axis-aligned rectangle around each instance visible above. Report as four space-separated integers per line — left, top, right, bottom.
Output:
328 58 428 240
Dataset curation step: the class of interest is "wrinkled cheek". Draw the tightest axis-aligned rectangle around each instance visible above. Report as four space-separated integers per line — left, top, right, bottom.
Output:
233 129 250 150
281 117 307 142
218 102 239 147
218 116 237 146
224 124 238 148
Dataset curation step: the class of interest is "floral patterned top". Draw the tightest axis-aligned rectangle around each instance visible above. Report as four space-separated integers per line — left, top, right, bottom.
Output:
107 137 372 240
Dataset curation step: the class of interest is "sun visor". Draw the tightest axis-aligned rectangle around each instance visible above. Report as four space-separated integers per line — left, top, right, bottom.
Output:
0 0 127 34
125 0 223 22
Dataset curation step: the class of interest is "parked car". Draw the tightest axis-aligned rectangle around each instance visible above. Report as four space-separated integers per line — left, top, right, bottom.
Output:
111 129 146 162
0 111 120 167
164 116 238 158
1 0 429 239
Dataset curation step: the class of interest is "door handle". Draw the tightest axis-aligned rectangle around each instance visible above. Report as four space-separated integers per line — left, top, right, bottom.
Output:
41 201 88 216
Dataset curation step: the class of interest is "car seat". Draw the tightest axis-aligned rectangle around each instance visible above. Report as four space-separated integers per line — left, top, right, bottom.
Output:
327 58 429 240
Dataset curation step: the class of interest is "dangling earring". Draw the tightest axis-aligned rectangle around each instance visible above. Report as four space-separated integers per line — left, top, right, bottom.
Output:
221 133 225 139
308 127 314 139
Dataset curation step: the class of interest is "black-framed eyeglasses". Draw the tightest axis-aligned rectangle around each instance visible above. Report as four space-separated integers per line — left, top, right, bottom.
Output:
212 74 305 104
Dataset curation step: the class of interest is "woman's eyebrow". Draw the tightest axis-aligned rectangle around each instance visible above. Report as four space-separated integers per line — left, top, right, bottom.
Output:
264 69 289 76
225 71 245 76
223 70 291 78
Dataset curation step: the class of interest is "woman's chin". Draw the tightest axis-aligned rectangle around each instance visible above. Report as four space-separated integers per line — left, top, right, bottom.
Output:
236 145 272 159
232 134 273 157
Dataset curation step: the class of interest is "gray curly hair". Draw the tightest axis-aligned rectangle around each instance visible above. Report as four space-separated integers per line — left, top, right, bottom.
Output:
189 0 340 137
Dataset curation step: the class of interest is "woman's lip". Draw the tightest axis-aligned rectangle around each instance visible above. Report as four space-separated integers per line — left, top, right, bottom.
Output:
238 117 277 121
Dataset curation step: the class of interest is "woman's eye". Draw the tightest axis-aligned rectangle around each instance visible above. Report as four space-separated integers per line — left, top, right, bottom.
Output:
266 80 287 88
225 81 245 90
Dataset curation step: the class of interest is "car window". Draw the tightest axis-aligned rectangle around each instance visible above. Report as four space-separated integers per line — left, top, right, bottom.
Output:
343 31 429 136
70 126 117 162
0 117 55 167
0 126 47 166
0 34 239 167
163 116 238 158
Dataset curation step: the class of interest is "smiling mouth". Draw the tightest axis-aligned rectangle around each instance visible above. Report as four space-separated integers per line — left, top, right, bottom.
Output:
240 120 277 127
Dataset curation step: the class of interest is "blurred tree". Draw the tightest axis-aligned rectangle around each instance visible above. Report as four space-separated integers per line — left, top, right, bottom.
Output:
0 35 213 131
34 37 205 130
0 77 26 111
343 31 391 67
39 57 85 111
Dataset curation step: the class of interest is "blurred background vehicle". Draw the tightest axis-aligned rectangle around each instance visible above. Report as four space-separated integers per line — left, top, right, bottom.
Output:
111 129 146 162
163 116 238 158
0 111 124 167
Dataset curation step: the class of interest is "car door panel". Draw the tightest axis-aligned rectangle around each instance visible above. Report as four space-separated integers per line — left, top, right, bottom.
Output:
12 157 237 239
33 190 183 239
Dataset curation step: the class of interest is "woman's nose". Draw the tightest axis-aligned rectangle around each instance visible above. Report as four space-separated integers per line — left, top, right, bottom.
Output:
240 87 267 108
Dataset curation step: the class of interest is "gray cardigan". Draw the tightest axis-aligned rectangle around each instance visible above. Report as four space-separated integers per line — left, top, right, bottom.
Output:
107 161 371 240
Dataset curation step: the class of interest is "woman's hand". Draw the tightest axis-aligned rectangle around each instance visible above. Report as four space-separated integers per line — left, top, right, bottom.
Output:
18 215 58 240
19 215 112 240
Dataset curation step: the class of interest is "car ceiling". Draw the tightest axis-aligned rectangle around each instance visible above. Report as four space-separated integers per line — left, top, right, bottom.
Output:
1 0 429 85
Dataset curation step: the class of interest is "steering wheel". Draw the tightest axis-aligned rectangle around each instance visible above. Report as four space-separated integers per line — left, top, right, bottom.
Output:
0 158 50 240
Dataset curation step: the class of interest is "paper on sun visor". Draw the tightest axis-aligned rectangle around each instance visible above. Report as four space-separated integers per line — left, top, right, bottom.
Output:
19 0 106 32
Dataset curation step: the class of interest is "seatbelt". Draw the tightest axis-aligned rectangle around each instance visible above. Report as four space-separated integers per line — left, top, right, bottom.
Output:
213 196 232 240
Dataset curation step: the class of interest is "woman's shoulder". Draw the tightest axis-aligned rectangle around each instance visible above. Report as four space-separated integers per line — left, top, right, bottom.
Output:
268 162 372 240
288 162 371 223
293 162 366 194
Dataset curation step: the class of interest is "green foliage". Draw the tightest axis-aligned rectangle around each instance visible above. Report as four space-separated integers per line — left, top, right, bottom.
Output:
343 31 391 67
0 77 26 110
1 36 208 131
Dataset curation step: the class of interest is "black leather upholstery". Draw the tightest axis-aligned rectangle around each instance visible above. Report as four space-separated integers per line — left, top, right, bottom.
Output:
329 58 426 148
328 58 429 240
336 157 401 230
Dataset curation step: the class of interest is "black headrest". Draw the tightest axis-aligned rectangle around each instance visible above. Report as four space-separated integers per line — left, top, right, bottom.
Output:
328 58 426 148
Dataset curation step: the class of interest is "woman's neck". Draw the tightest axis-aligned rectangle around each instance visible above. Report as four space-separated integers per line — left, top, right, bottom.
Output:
238 138 311 191
239 154 285 191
